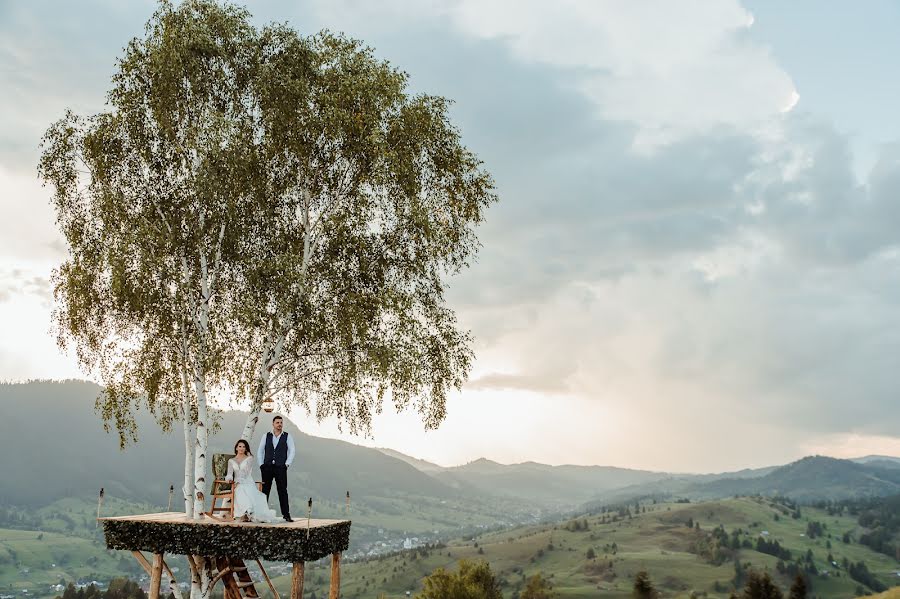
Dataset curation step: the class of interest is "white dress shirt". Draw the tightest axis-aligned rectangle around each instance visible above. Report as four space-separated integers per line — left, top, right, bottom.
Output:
257 431 296 467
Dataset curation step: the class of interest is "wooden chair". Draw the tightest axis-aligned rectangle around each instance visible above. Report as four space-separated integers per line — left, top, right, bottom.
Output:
207 453 236 521
206 453 263 521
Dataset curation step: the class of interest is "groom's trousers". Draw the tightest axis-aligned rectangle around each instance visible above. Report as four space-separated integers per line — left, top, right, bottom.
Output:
261 464 290 518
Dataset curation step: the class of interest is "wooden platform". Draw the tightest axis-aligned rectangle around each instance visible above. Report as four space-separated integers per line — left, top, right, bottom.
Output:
100 512 351 562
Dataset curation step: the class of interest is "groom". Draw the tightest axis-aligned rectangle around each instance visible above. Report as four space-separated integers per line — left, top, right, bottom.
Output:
257 415 295 522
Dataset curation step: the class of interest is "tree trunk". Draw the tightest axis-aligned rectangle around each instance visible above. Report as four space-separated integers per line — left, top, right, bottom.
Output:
198 557 214 599
149 553 163 599
192 369 209 520
192 250 213 521
188 555 214 599
182 415 195 516
239 410 260 444
240 330 286 442
180 322 195 517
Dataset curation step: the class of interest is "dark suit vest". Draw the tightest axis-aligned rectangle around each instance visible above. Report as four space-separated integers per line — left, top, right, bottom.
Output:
264 432 289 466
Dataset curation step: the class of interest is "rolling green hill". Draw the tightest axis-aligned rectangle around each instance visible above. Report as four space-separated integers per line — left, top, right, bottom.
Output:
0 381 548 556
583 455 900 509
4 496 899 598
436 459 672 508
0 380 459 507
6 380 898 521
4 380 900 597
268 496 900 599
689 456 900 501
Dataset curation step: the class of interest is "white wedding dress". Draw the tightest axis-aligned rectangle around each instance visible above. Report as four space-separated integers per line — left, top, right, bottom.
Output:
225 457 279 523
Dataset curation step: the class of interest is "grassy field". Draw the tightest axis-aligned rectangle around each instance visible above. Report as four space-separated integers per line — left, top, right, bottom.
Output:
0 496 176 595
0 527 145 595
263 497 899 599
2 496 898 598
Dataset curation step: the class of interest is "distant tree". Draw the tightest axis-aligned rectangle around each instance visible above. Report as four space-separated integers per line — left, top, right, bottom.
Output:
848 560 886 592
586 547 596 560
520 573 557 599
733 557 746 588
632 571 659 599
417 560 502 599
740 570 783 599
788 573 807 599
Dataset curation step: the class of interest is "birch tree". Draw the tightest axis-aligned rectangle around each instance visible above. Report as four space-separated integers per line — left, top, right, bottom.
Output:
233 27 497 442
41 6 495 590
40 1 259 597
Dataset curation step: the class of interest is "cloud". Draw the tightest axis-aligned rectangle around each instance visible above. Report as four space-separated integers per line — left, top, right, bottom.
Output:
1 0 899 469
0 268 53 304
0 165 67 264
0 0 150 172
312 0 796 149
467 372 570 394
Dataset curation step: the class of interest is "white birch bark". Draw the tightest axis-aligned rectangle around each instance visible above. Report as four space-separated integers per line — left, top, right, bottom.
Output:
191 240 212 520
191 366 209 520
188 555 214 599
190 220 222 521
180 328 195 517
168 574 183 599
239 190 316 442
240 329 286 442
182 413 195 516
197 557 214 599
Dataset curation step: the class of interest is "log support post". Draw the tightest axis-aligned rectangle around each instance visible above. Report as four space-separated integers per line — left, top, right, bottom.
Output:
329 552 341 599
291 561 305 599
149 552 164 599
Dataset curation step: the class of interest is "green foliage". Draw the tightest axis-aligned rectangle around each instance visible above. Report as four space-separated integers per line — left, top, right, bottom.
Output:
520 572 556 599
756 537 792 561
805 521 824 539
39 0 497 448
740 570 784 599
57 578 147 599
788 573 808 599
632 570 659 598
39 0 262 446
416 559 502 599
564 519 589 532
847 560 886 592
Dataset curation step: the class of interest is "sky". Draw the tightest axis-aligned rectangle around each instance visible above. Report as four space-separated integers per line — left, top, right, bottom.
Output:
2 0 900 473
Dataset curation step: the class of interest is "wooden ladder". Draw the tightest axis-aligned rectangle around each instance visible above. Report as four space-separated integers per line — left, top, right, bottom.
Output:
217 557 259 599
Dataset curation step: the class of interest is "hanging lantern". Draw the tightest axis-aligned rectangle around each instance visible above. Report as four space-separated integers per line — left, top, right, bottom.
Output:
262 399 276 413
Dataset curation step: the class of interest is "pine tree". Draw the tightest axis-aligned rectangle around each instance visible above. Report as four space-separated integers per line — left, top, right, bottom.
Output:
632 571 659 599
741 570 783 599
788 573 807 599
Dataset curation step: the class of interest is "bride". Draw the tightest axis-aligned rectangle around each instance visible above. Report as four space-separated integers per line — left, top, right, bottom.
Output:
225 440 279 523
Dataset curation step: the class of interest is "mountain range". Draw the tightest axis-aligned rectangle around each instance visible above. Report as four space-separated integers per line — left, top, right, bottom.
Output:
2 380 899 536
